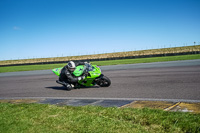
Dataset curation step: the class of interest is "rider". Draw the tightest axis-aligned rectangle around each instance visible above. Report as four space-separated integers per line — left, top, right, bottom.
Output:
56 61 87 89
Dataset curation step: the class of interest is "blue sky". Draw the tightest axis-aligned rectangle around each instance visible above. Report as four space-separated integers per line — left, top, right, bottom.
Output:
0 0 199 60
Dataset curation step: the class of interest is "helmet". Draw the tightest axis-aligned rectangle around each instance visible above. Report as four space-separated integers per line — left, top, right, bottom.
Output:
67 61 76 72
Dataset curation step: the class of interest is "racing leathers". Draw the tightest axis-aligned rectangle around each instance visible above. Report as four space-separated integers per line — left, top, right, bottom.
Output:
57 62 86 89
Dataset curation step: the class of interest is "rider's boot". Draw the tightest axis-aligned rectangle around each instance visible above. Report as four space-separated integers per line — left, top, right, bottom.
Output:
73 83 80 89
56 80 72 90
65 83 72 90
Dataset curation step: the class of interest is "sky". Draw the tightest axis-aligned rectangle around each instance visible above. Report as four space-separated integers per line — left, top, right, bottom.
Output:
0 0 200 60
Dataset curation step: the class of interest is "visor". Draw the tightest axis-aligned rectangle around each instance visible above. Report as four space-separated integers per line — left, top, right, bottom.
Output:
69 68 75 72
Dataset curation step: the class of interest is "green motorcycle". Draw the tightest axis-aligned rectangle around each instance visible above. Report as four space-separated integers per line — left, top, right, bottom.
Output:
52 63 111 88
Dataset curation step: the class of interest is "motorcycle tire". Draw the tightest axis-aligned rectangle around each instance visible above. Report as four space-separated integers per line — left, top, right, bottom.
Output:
98 76 111 87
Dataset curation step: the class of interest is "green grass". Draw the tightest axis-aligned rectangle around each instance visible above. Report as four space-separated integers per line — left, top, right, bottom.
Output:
92 54 200 66
0 54 200 73
1 45 200 66
0 103 199 133
0 63 66 73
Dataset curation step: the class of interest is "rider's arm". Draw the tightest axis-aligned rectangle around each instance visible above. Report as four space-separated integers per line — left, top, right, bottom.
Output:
65 70 85 83
76 62 85 66
76 61 90 66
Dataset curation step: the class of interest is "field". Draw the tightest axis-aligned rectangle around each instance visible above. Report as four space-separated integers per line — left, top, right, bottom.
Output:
0 45 200 66
0 54 200 73
0 103 200 133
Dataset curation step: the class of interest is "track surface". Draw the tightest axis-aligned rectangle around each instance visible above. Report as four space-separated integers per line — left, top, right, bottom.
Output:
0 60 200 101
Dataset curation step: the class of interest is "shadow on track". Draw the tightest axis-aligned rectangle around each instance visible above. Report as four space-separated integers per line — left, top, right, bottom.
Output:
45 86 69 91
45 86 100 91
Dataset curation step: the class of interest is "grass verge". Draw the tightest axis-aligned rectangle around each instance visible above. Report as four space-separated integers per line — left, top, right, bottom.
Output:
0 54 200 73
92 54 200 66
0 103 200 133
1 45 200 66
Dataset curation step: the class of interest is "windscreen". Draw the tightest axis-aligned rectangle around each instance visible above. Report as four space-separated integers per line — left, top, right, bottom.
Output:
85 63 93 71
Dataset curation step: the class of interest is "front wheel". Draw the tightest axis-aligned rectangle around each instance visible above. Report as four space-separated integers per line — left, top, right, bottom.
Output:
97 76 111 87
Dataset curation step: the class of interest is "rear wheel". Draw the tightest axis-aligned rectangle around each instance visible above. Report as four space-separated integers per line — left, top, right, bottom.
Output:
97 76 111 87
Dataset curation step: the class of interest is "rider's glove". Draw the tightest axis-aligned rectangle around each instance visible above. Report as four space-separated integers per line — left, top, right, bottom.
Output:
84 62 91 65
78 76 85 81
82 76 85 80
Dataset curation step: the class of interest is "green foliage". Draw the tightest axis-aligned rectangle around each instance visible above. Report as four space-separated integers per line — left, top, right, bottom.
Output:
0 103 200 133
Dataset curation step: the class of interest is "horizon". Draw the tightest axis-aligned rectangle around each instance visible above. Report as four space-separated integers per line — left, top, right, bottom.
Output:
0 44 199 61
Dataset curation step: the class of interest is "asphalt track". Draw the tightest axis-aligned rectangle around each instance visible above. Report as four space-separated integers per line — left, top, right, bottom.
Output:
0 59 200 103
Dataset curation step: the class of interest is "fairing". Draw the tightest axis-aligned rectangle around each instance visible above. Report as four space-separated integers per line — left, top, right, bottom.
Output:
52 64 102 87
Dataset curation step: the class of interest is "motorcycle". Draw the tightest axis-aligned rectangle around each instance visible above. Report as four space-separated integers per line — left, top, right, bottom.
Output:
52 63 111 89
